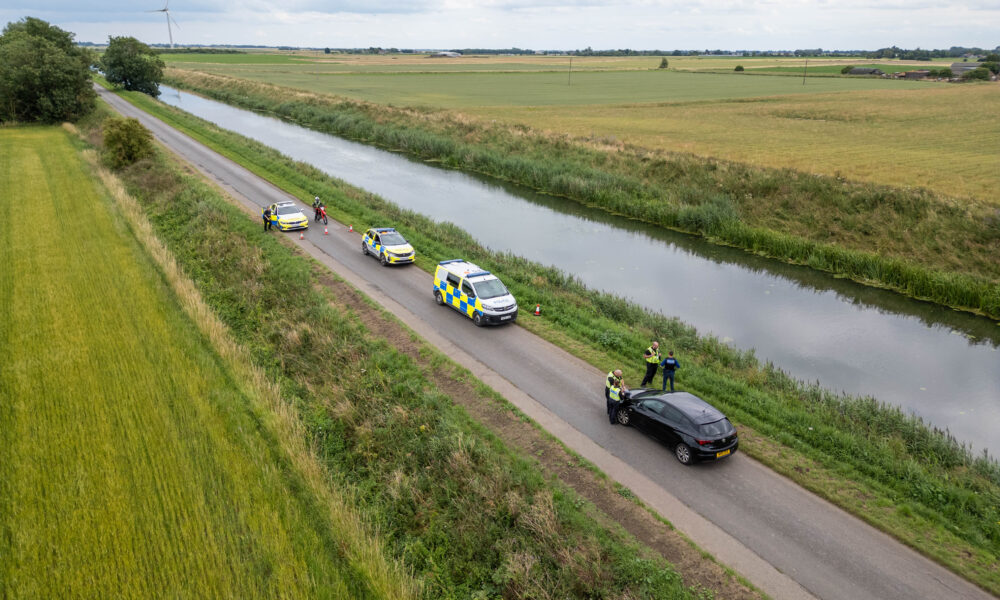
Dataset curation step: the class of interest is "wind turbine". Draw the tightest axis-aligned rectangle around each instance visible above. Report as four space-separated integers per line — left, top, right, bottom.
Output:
146 0 179 48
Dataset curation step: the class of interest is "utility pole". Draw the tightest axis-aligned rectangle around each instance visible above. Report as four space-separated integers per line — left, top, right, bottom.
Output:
802 58 808 85
568 55 573 86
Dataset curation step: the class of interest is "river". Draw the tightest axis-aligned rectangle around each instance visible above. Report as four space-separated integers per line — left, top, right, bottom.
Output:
158 86 999 455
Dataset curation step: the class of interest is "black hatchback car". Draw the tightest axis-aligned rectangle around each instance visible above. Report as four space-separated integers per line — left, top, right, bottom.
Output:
617 390 738 465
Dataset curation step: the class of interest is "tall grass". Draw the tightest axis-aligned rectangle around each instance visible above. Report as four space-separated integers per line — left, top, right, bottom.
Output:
99 87 1000 594
77 104 703 598
162 70 1000 319
0 127 409 598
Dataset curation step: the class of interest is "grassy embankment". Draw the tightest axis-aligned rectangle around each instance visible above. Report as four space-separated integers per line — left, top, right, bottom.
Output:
0 126 412 598
73 103 711 599
162 70 1000 320
104 84 1000 594
165 59 997 202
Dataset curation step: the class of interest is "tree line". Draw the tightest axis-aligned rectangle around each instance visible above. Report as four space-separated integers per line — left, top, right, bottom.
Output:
0 17 165 123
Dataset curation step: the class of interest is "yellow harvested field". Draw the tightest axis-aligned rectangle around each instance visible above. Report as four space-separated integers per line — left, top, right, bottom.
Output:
463 84 1000 203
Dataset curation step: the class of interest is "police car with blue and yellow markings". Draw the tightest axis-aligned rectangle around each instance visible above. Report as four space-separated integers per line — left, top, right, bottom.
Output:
361 228 416 266
433 260 518 326
264 201 309 231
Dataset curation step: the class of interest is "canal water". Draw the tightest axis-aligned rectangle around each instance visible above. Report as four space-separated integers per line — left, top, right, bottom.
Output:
158 86 999 455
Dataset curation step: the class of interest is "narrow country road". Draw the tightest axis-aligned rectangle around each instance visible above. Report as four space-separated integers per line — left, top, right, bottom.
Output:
97 86 994 600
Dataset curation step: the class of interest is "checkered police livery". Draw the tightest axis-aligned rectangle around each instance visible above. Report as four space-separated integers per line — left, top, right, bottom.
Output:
433 260 518 327
361 227 416 266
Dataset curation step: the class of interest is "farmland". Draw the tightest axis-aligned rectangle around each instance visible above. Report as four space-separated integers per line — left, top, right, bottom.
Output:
163 54 998 204
0 126 409 599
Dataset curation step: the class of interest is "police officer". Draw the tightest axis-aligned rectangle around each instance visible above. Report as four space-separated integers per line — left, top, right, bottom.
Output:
262 205 273 231
661 350 681 392
640 341 660 386
605 369 626 425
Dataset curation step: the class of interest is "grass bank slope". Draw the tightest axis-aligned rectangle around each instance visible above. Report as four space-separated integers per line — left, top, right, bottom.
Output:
0 126 407 599
103 86 1000 594
75 105 711 598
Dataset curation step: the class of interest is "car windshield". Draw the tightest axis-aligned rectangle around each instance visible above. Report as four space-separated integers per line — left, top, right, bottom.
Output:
380 232 406 246
472 278 508 299
276 205 301 216
698 418 733 438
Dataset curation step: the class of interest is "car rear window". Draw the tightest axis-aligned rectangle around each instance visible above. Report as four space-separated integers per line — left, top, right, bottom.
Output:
698 418 733 437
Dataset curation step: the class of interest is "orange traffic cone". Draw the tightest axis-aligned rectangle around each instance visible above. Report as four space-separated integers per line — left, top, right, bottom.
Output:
300 232 304 240
324 226 328 235
348 225 353 232
533 304 541 316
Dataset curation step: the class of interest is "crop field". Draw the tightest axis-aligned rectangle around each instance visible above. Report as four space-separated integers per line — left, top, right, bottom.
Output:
0 127 403 598
167 55 998 203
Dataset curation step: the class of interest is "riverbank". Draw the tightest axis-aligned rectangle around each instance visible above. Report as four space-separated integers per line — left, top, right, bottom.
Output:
163 68 1000 321
101 81 1000 595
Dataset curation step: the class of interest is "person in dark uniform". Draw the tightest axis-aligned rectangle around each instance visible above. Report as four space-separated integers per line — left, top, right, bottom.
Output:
263 206 273 231
661 351 681 392
640 341 660 386
605 369 626 425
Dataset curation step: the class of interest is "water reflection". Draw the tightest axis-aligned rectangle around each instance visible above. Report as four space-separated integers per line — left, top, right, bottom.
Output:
159 86 999 454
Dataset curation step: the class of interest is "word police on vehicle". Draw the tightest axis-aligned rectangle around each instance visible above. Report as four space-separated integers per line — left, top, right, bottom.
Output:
433 260 518 326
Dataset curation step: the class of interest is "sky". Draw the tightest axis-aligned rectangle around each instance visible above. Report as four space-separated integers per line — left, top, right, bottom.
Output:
1 0 998 51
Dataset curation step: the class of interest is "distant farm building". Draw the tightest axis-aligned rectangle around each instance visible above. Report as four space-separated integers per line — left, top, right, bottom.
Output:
901 70 930 80
950 62 980 76
848 67 884 76
429 51 462 58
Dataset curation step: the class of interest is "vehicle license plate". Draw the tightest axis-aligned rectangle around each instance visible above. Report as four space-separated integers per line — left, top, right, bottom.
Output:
500 315 511 320
716 449 731 458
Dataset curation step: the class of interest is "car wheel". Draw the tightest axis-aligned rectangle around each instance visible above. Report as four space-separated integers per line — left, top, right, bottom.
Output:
674 443 693 465
616 408 630 426
473 312 483 327
380 254 388 267
434 290 444 305
361 242 368 256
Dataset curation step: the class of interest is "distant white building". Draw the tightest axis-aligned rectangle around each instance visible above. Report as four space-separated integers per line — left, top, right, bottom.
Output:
429 51 462 58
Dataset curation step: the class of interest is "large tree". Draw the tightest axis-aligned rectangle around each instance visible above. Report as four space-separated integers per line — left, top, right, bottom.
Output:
101 36 165 97
0 17 95 123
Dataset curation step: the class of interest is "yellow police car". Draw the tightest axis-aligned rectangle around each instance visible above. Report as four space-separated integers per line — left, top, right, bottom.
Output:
263 201 309 231
361 228 416 266
433 260 518 326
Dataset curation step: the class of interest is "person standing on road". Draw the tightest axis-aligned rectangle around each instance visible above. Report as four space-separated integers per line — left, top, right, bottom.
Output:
262 205 273 231
661 351 680 392
640 341 660 386
605 369 626 425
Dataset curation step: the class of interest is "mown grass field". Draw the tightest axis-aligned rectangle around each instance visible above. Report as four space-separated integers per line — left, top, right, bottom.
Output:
103 85 1000 594
0 126 409 599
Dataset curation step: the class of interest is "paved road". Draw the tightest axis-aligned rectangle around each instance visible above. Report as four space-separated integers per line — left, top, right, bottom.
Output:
98 86 995 600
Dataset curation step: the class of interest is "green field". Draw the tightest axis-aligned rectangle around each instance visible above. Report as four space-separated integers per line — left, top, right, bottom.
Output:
0 127 407 598
170 64 934 107
164 58 998 204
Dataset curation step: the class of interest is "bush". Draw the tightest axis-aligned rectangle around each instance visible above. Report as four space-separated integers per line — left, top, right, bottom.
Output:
962 67 991 81
658 57 669 69
841 65 854 74
102 117 153 167
734 65 744 72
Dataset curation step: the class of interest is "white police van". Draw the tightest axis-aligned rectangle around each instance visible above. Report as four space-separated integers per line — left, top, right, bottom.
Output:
433 260 518 326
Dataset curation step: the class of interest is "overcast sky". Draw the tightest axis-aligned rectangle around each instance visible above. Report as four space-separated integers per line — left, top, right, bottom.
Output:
2 0 997 51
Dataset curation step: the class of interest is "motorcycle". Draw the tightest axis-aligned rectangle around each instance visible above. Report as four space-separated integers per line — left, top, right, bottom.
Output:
314 204 328 225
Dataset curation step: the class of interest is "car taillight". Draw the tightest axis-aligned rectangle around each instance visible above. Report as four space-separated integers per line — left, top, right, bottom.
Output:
697 439 711 446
